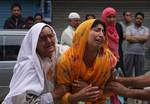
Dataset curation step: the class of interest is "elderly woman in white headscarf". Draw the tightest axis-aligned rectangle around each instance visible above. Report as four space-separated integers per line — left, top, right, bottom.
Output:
2 23 69 104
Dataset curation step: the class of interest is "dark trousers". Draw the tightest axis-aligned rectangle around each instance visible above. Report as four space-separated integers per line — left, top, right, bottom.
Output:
124 54 144 77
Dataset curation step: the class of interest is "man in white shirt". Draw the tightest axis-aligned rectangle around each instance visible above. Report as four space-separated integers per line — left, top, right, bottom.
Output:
61 12 80 46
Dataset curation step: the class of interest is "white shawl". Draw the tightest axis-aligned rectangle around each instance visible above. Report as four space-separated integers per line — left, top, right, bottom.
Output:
2 23 58 104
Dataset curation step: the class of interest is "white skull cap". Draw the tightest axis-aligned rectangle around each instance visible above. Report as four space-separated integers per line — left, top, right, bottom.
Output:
68 12 80 19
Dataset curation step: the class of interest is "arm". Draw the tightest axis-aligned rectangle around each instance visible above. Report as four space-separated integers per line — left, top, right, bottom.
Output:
126 88 150 100
125 27 138 42
126 27 149 43
126 34 149 43
125 34 139 42
69 85 100 104
106 81 150 100
3 19 10 29
134 28 149 43
56 53 100 103
116 75 150 88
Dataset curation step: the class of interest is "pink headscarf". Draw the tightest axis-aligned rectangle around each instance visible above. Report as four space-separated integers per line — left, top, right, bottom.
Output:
101 7 119 59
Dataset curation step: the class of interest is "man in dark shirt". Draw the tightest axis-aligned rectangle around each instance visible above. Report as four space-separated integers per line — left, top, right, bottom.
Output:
3 3 25 29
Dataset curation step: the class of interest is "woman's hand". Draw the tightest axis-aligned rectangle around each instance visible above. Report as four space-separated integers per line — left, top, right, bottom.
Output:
72 80 88 93
51 85 67 100
70 84 101 102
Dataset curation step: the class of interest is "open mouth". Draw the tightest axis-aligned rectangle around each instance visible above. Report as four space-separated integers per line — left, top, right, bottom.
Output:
95 39 103 45
47 45 55 52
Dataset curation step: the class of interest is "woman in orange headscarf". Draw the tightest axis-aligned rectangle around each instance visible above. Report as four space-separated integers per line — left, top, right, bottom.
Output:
56 19 117 104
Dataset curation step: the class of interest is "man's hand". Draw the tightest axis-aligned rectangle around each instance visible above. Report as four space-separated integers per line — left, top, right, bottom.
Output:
105 81 129 96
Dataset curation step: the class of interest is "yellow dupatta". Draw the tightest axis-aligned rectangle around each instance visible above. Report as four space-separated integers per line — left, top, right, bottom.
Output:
56 19 117 104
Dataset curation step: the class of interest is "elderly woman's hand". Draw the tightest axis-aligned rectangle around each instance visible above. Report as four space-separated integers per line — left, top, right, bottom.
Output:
51 85 68 100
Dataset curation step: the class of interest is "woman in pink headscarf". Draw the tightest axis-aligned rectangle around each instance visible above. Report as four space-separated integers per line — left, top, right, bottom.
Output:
101 7 119 59
101 7 124 74
101 7 124 104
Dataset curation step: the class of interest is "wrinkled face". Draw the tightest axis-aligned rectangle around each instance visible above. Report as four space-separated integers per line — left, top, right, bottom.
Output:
124 12 132 23
69 18 80 28
11 6 21 17
88 24 105 47
106 14 116 25
34 16 43 23
37 27 56 58
135 15 144 26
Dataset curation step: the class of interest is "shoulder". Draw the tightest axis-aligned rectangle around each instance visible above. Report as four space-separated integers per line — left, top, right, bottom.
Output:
142 26 149 34
16 57 34 68
4 17 12 22
116 22 122 27
142 26 149 30
63 26 70 31
119 21 124 26
57 45 78 63
105 49 117 63
116 23 123 33
62 27 69 35
99 48 118 70
56 44 70 57
126 25 134 31
21 17 25 21
128 25 134 28
14 58 35 74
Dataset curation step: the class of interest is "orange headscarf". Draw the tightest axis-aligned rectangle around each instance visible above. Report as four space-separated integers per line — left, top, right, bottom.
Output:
101 7 119 59
56 19 117 104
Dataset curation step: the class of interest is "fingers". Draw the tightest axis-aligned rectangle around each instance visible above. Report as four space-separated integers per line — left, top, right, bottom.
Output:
87 93 100 101
86 90 100 102
86 85 99 92
74 80 79 83
72 80 82 87
85 85 100 101
104 81 118 91
86 91 100 98
74 80 85 84
106 82 115 87
72 83 78 87
72 80 89 93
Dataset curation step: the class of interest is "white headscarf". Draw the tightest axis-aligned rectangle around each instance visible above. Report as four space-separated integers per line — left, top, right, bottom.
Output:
3 23 58 104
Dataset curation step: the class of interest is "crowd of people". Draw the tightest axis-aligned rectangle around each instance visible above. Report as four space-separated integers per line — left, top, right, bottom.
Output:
2 2 150 104
3 3 47 29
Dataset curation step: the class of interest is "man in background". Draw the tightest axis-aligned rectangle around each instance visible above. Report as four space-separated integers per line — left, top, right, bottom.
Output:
3 3 25 29
61 12 80 46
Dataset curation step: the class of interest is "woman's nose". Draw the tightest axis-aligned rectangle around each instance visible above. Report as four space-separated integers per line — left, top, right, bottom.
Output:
98 31 104 37
46 37 52 44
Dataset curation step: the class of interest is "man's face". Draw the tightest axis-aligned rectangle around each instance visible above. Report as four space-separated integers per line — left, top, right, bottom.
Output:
11 6 21 17
135 15 144 26
124 12 132 23
69 18 80 28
